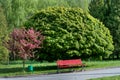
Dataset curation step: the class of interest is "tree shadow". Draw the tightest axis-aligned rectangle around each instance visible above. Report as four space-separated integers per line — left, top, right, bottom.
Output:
0 65 89 74
0 65 57 74
34 65 57 71
0 67 23 74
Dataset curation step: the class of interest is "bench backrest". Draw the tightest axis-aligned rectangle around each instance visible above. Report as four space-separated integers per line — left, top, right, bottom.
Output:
57 59 83 68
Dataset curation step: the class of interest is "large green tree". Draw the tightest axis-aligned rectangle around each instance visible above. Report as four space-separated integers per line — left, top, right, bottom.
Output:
89 0 120 59
25 7 114 61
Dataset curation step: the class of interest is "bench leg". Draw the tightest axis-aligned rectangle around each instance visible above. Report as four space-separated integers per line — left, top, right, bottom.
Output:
81 65 85 71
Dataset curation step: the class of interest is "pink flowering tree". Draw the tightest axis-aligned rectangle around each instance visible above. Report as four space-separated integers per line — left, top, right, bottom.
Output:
5 28 44 70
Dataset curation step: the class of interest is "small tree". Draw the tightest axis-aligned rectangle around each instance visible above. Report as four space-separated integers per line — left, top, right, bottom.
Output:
5 28 44 70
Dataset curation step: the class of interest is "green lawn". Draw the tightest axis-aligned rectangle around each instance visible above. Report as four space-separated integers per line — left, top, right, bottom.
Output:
0 60 120 77
89 75 120 80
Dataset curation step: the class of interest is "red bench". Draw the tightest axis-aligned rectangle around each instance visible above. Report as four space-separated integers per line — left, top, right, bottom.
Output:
57 59 85 73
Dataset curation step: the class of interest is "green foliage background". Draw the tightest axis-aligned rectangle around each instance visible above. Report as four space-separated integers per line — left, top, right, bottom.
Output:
89 0 120 58
0 4 9 62
25 7 114 61
0 0 91 29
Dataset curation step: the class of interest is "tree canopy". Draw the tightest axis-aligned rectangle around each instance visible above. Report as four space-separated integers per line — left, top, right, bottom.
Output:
25 7 114 61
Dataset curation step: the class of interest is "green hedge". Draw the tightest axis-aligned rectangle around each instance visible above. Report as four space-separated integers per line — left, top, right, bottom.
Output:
25 7 114 61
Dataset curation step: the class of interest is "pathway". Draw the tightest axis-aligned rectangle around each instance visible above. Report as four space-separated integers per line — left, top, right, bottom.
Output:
0 67 120 80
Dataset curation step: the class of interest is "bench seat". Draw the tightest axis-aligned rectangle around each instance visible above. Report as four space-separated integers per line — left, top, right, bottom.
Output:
57 59 85 73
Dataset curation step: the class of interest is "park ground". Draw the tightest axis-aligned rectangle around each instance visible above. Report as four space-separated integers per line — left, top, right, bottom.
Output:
0 60 120 78
0 67 120 80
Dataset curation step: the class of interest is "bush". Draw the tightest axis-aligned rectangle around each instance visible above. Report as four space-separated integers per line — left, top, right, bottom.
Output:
25 7 114 61
0 46 9 63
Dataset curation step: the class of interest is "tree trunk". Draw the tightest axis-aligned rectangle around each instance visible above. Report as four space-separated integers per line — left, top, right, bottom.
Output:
23 59 25 71
7 55 9 65
116 53 119 59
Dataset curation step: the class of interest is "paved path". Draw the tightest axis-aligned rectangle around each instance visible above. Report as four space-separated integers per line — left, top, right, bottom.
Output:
0 67 120 80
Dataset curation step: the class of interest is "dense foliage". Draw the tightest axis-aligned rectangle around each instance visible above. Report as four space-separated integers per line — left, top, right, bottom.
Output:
25 7 114 61
89 0 106 22
0 5 9 63
89 0 120 59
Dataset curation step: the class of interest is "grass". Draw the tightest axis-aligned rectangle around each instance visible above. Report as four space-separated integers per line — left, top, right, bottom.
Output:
84 60 120 70
89 75 120 80
0 60 120 77
0 60 57 77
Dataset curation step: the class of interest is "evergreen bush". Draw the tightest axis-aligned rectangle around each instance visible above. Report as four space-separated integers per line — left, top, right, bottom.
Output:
25 7 114 61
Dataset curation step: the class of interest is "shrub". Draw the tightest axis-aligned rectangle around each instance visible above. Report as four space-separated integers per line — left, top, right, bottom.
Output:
25 7 114 61
0 46 9 63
